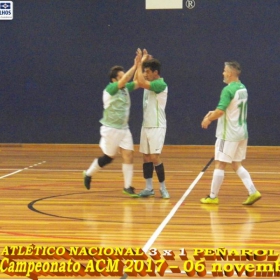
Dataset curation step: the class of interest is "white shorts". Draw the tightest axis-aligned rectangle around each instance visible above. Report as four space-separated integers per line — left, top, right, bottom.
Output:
99 126 133 157
139 127 166 154
215 138 248 163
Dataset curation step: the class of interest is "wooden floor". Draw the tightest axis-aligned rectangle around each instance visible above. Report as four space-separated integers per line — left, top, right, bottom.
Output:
0 144 280 279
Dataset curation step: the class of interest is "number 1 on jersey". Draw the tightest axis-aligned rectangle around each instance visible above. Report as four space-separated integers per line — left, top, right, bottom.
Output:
238 101 248 126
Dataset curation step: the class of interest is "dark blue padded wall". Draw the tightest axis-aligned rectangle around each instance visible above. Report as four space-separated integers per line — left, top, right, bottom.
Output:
0 0 279 145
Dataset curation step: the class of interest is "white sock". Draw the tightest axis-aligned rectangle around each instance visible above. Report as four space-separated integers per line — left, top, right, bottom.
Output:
122 163 133 189
146 179 153 191
160 181 166 190
210 169 224 198
86 159 101 176
236 166 257 195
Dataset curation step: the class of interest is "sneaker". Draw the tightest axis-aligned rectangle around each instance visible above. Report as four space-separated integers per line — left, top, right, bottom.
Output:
123 186 139 198
200 204 219 212
160 188 170 199
137 189 155 197
242 191 261 205
83 170 91 190
200 195 219 204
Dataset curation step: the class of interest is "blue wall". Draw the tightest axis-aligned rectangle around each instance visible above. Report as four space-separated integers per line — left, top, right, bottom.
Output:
0 0 279 145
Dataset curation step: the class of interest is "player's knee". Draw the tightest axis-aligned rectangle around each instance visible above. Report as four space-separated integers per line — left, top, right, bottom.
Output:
150 154 160 165
232 161 242 172
98 154 113 167
121 149 134 163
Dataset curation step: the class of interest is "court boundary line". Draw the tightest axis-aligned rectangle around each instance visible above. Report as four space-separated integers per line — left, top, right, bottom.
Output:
120 157 214 279
1 168 278 174
0 161 46 179
0 168 194 173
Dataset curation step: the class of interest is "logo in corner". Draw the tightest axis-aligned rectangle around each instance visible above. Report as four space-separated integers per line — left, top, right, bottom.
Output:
0 1 13 20
186 0 195 9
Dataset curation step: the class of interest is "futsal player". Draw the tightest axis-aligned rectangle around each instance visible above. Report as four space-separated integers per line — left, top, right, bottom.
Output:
134 49 170 199
83 52 141 197
200 61 261 205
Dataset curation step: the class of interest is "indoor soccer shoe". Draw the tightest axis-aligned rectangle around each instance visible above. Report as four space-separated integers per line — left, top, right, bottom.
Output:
200 195 219 204
160 188 170 199
123 186 139 198
137 189 155 197
83 171 92 190
242 191 262 205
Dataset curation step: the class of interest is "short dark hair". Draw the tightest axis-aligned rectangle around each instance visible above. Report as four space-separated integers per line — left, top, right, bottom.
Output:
225 61 241 76
143 59 161 75
109 65 124 82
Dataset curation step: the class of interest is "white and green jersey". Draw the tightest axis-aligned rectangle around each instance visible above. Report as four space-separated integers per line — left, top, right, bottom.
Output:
216 81 248 141
100 81 135 129
142 78 168 128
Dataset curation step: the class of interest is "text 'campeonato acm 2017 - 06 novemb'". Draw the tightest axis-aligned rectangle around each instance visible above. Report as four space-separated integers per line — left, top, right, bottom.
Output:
1 246 280 278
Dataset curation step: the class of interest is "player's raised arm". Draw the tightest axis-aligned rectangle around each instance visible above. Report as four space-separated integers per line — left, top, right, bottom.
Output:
132 48 143 89
117 51 141 89
136 49 152 89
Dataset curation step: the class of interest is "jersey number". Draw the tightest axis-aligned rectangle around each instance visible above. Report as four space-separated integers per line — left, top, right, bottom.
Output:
238 101 247 126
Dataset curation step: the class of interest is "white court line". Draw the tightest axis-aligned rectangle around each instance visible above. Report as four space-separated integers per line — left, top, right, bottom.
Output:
142 169 206 253
0 161 46 179
0 169 23 179
120 158 214 279
0 169 278 174
0 169 194 173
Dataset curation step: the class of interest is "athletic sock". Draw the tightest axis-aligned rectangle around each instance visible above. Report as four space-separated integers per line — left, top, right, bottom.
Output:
159 181 166 191
145 179 153 191
86 159 101 176
122 163 133 189
210 169 224 198
236 166 257 195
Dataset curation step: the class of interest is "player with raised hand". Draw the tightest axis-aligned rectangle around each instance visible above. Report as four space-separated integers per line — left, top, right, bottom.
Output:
134 48 170 199
83 51 141 197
